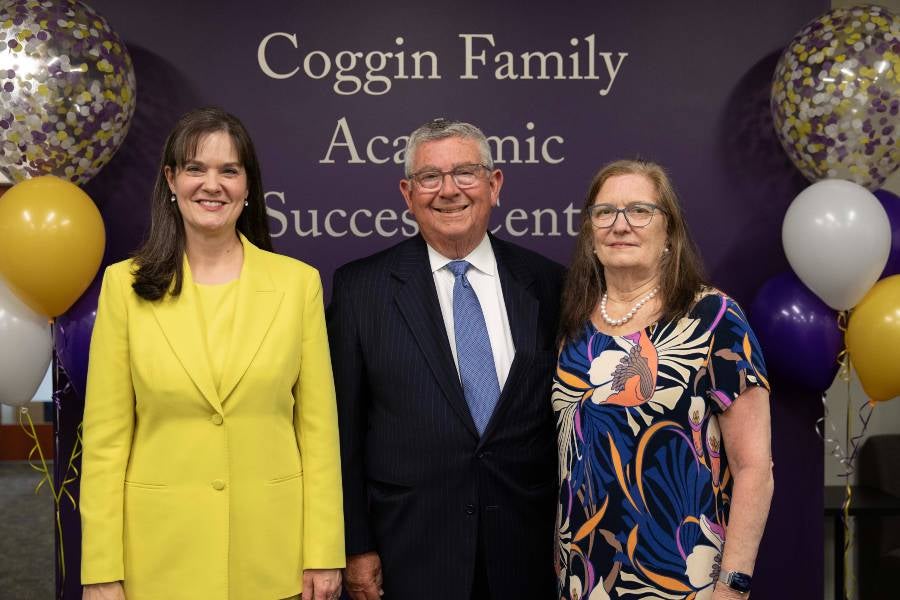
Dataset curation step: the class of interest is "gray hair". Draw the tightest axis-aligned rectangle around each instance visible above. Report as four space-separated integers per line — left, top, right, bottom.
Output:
404 118 494 177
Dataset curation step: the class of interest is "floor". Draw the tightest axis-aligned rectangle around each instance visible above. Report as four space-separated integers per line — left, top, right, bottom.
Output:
0 461 55 599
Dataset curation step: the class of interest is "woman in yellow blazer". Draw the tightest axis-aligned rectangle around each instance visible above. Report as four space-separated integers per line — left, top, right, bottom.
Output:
80 107 344 600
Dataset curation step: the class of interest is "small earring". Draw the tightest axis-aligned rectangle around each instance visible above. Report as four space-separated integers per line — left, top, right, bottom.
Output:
664 247 670 253
244 200 249 207
170 194 176 203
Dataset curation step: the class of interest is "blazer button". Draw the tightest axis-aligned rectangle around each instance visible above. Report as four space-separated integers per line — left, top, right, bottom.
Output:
212 479 226 491
465 504 475 515
210 414 224 425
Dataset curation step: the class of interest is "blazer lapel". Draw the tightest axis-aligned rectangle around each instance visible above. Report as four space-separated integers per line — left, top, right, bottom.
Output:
481 236 539 440
391 237 478 439
151 258 221 412
219 236 283 403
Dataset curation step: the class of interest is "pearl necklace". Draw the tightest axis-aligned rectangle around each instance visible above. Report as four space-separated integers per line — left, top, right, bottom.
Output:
599 286 659 327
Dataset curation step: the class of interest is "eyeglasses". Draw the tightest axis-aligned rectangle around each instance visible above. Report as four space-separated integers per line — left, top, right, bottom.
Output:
409 163 490 191
587 202 666 228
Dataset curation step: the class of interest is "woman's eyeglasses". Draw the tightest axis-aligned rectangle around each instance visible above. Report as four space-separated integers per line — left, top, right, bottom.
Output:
587 202 666 228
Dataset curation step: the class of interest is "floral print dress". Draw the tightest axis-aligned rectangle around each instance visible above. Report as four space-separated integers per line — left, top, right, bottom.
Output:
553 290 769 600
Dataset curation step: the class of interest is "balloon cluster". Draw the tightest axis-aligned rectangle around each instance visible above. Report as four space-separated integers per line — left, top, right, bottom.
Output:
0 0 131 409
754 183 899 400
0 177 105 407
759 6 900 402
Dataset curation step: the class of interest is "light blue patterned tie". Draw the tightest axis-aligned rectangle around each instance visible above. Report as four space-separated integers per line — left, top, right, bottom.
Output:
447 260 500 435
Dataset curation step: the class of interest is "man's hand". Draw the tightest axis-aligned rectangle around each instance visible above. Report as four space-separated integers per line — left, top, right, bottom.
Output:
82 582 125 600
343 551 384 600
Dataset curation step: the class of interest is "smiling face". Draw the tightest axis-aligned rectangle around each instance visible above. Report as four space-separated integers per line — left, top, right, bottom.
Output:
592 173 668 279
400 136 502 258
165 130 248 242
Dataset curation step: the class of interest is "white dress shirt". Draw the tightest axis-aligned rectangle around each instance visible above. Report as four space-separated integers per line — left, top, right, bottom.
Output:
427 234 516 390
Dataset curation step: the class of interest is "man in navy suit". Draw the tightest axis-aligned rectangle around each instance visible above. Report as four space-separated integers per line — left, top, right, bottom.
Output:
328 118 564 600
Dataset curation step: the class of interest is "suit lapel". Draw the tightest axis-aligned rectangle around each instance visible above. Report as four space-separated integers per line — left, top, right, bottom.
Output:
391 237 478 438
219 237 283 403
150 257 222 412
482 236 539 439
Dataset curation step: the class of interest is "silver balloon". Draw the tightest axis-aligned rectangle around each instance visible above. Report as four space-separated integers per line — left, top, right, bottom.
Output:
0 0 137 185
0 277 52 408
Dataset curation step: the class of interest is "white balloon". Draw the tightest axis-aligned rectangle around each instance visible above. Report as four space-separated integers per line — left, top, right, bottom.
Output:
782 179 892 310
0 277 52 407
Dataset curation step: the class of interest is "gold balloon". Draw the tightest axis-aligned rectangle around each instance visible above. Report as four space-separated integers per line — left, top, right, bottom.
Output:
0 176 105 317
847 275 900 402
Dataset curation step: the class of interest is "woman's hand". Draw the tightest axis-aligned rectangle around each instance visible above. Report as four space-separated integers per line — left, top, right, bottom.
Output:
712 585 749 599
82 581 125 600
302 568 342 600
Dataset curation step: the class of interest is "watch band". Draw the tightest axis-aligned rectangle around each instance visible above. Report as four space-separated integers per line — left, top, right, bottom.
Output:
718 570 752 594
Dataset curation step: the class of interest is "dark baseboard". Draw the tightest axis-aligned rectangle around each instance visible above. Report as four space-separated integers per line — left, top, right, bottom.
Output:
0 424 55 461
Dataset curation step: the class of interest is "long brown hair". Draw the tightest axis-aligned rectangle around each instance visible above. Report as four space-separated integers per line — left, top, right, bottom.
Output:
559 159 706 343
132 107 272 300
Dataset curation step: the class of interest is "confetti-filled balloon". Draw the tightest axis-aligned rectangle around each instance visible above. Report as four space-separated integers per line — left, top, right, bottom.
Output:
0 0 136 185
771 5 900 190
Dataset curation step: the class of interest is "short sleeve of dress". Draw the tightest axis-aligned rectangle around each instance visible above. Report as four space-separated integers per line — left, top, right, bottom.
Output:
695 293 770 413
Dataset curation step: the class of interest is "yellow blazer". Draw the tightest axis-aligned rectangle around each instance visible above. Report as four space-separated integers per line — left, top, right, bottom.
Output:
80 236 344 600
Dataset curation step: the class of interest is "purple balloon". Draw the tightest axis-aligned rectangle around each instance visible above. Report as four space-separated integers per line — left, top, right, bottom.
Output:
749 272 843 391
876 189 900 279
53 272 101 398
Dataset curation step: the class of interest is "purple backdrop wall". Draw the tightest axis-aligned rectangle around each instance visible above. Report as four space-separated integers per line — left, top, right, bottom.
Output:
57 1 828 598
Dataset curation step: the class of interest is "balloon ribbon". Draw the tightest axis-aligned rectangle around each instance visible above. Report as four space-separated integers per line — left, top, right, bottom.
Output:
17 404 83 587
831 310 875 600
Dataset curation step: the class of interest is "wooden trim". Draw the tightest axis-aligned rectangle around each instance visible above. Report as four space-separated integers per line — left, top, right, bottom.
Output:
0 424 55 461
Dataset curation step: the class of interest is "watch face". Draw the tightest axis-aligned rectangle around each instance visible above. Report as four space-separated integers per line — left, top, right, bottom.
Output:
729 572 752 592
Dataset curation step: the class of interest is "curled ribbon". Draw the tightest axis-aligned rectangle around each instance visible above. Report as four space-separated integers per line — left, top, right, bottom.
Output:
17 362 84 589
816 309 876 600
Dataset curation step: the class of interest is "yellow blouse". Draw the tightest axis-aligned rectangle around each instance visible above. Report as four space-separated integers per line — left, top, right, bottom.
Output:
194 279 238 395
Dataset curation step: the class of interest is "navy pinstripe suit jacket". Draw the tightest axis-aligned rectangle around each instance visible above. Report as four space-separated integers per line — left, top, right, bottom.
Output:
327 234 564 600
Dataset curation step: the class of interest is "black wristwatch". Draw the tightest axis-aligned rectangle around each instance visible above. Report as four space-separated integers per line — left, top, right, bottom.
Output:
718 570 752 595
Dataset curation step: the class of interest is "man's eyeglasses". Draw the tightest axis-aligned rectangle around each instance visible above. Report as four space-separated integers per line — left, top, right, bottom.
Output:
409 164 490 191
587 203 666 228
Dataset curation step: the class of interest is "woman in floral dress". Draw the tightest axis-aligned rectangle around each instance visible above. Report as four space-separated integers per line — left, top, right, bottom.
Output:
554 160 772 600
